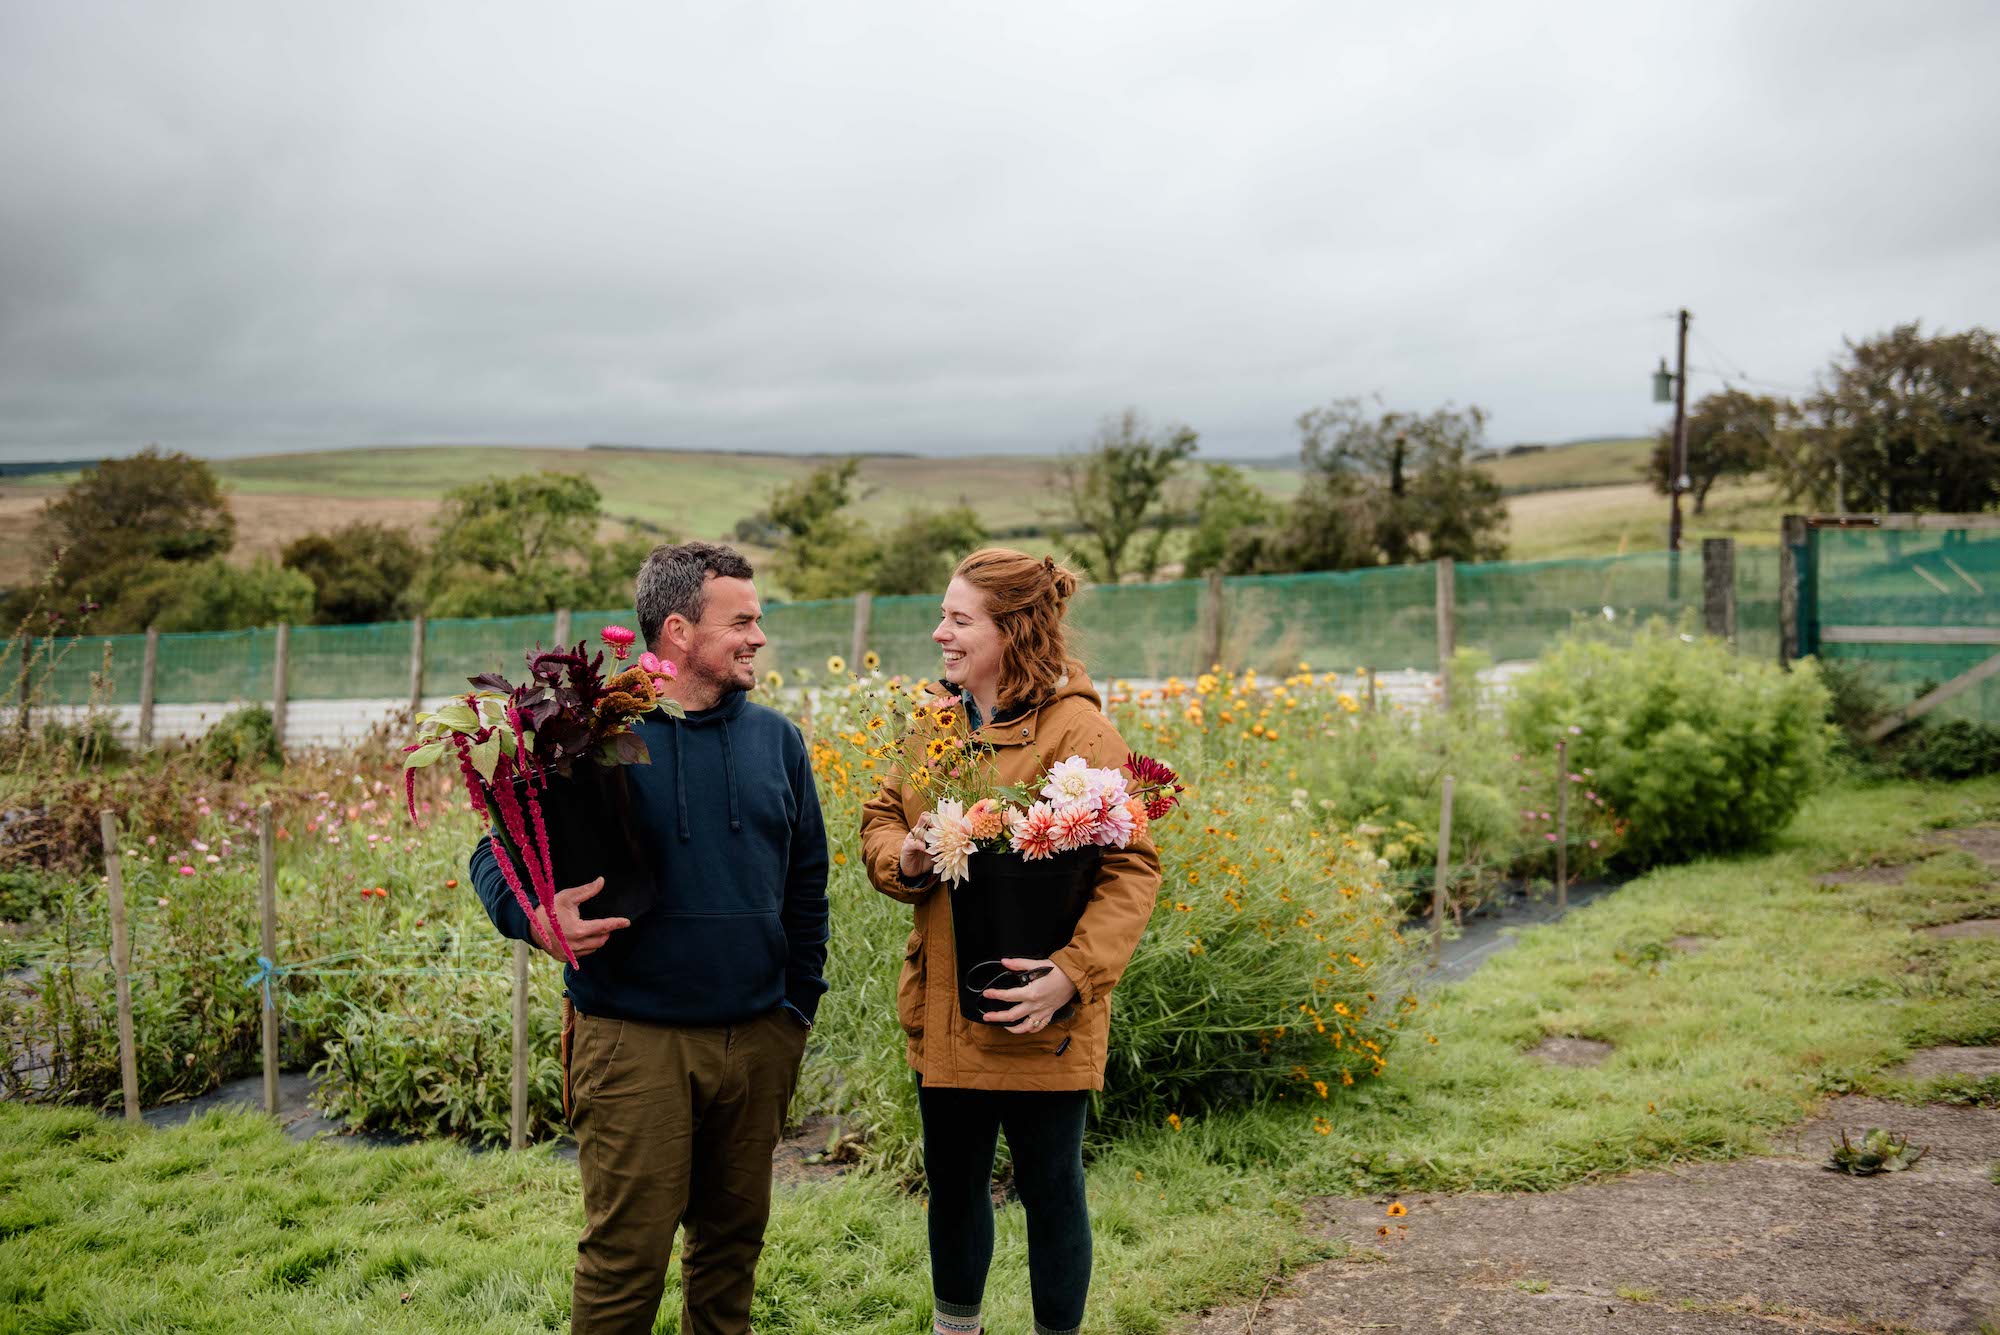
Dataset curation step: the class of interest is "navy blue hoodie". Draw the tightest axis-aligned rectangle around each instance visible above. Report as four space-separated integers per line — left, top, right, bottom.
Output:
469 689 829 1027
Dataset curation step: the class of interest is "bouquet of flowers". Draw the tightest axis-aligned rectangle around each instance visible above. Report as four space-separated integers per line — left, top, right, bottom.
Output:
403 626 681 965
918 752 1185 887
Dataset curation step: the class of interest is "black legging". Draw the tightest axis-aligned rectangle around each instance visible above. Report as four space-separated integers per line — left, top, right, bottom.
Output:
917 1078 1092 1334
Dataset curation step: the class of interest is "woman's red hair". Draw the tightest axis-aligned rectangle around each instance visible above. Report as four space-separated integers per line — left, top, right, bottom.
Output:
952 547 1082 709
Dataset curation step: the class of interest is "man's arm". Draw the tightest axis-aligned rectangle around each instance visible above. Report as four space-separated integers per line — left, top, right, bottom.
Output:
780 730 831 1026
469 832 535 944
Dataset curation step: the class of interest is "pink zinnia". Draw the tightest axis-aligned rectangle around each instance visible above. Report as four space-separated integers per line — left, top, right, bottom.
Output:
601 625 637 661
1009 802 1060 860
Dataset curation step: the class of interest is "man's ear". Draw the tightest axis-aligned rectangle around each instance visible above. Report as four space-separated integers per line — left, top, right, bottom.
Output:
659 613 694 657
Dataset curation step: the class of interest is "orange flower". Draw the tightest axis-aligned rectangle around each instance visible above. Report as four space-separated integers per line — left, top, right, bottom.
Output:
1386 1202 1407 1218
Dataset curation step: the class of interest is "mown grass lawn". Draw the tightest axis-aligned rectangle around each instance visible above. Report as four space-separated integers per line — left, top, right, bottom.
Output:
4 775 1996 1333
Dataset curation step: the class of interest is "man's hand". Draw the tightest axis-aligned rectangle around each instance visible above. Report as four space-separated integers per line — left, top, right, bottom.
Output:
899 813 935 880
528 877 631 961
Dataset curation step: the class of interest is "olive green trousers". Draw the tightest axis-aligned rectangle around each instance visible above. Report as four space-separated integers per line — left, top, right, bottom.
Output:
565 1006 807 1335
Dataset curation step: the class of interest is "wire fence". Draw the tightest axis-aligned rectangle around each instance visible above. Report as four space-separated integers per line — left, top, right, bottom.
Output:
15 547 1785 709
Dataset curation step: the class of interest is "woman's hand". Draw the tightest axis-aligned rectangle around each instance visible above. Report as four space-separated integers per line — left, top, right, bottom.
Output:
898 813 935 880
980 957 1078 1035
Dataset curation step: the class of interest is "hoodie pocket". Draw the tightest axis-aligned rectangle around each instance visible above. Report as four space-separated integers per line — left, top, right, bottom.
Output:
636 910 789 1002
896 928 925 1039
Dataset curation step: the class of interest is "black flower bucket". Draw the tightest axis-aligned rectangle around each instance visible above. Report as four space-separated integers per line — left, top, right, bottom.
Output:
948 845 1102 1023
490 765 658 924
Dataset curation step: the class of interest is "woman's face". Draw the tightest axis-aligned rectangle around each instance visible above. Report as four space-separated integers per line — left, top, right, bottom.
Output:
934 576 1002 696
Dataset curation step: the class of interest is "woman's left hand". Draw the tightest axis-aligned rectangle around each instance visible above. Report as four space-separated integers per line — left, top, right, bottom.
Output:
980 957 1078 1035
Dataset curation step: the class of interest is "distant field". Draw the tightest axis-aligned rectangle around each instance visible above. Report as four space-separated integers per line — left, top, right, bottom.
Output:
6 438 1750 593
1477 436 1650 494
1503 477 1787 561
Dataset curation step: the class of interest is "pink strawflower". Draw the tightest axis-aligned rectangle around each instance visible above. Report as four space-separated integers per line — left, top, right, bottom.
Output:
601 625 637 661
178 864 194 876
640 651 678 680
1009 802 1060 860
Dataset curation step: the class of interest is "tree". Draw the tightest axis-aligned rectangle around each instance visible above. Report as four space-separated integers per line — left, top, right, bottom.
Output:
11 447 235 624
282 522 424 624
761 459 988 598
1182 464 1281 577
766 459 879 600
422 472 653 617
1056 410 1198 583
870 506 990 595
1647 388 1785 515
1782 323 2000 513
102 557 315 632
1283 399 1505 568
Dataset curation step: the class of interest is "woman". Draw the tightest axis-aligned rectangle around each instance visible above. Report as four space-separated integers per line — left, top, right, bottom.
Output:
860 548 1162 1335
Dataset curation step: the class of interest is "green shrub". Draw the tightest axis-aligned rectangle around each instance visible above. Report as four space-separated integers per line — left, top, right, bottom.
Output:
35 716 127 771
198 707 281 779
1898 719 2000 781
1506 623 1832 866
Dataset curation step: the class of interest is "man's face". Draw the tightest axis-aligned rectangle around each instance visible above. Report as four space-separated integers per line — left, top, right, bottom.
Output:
671 575 766 693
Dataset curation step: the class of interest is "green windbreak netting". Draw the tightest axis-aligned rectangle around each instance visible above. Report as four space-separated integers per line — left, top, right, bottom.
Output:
12 548 1804 712
421 613 562 697
1223 566 1436 675
1808 526 2000 724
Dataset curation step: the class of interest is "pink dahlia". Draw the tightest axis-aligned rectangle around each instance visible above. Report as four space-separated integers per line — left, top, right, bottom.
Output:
1009 802 1060 860
965 798 1007 842
1050 800 1097 852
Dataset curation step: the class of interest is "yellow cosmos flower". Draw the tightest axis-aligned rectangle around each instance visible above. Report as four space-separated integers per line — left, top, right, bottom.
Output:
826 655 847 676
863 650 881 671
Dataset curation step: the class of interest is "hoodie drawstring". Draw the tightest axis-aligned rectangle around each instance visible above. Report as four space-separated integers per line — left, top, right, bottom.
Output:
671 722 691 842
720 718 742 833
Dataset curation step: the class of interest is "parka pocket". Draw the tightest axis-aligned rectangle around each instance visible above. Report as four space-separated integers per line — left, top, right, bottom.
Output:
895 928 925 1038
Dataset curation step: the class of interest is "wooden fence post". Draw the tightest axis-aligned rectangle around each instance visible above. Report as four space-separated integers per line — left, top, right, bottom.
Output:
1554 740 1569 912
1435 558 1456 710
138 626 159 750
1365 667 1377 713
100 811 140 1122
270 623 289 759
257 803 279 1115
14 638 31 741
1779 515 1805 668
849 592 872 674
553 608 572 650
1702 538 1737 645
407 615 426 719
1431 775 1455 962
511 939 530 1149
1202 569 1226 672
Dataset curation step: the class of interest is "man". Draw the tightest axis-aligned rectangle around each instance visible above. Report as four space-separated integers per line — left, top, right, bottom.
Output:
470 540 829 1335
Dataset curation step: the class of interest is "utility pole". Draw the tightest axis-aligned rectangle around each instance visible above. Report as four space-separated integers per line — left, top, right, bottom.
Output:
1668 308 1691 553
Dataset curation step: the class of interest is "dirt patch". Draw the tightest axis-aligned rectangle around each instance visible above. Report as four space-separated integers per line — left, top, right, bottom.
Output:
1528 1037 1614 1068
1921 918 2000 941
1666 936 1709 955
770 1114 858 1185
1816 864 1910 887
1182 1097 2000 1335
1939 827 2000 869
1892 1046 2000 1082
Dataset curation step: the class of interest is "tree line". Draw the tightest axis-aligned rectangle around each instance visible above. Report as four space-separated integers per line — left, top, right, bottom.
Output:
11 320 1994 632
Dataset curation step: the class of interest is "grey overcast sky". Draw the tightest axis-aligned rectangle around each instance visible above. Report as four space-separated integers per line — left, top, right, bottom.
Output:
2 1 1997 463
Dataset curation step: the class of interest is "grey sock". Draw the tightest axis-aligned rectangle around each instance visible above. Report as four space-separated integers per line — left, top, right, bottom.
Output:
934 1297 982 1335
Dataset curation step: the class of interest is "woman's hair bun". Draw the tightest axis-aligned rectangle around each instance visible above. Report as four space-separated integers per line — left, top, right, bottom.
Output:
1043 554 1080 602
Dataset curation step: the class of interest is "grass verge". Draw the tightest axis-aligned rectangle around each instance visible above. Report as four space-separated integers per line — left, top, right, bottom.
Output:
3 775 1996 1332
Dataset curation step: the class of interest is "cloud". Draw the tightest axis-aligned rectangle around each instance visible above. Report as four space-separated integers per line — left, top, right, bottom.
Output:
2 0 1997 462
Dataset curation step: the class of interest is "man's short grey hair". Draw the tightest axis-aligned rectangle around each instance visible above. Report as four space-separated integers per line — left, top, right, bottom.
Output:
636 541 755 650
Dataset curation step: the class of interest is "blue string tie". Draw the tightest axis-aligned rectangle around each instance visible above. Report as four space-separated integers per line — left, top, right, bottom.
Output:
244 955 290 1011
